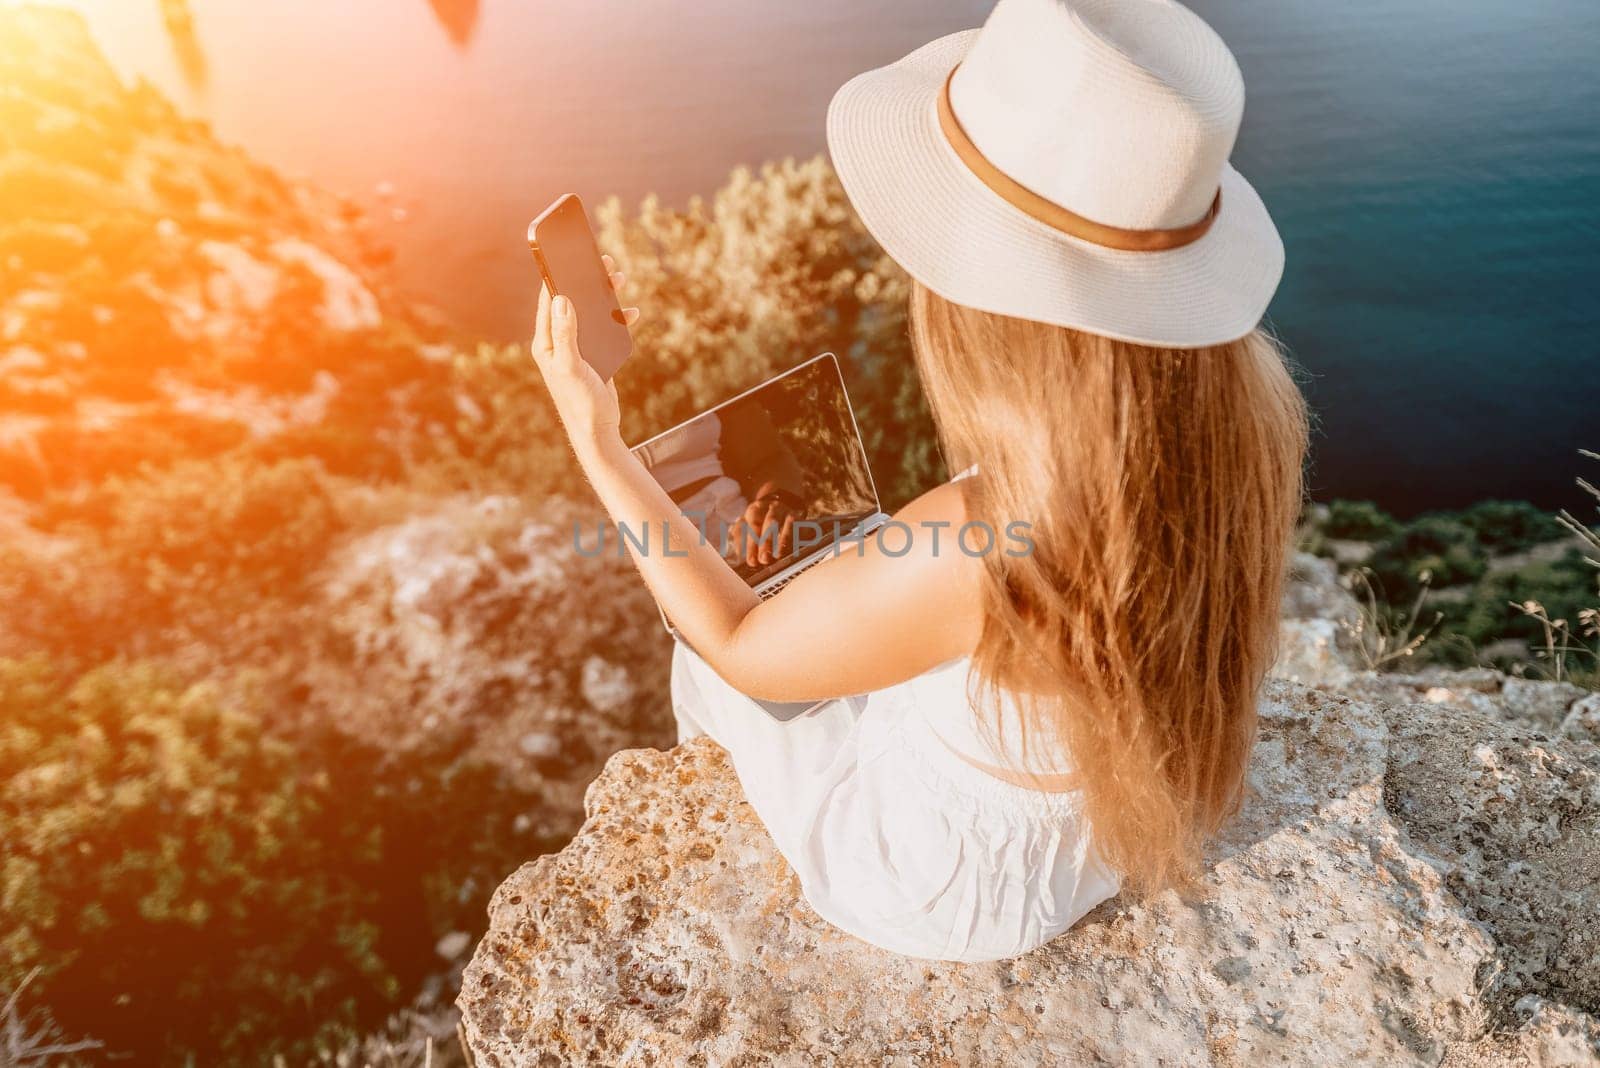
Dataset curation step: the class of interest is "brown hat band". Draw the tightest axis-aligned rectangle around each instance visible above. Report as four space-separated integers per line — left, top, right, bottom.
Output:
936 66 1221 253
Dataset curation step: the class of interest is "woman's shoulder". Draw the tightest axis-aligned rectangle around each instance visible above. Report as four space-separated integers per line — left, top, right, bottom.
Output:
887 469 989 561
871 476 985 641
890 473 977 537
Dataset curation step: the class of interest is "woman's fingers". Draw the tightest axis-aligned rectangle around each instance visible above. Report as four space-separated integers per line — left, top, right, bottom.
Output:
532 284 553 368
622 307 641 327
550 294 582 373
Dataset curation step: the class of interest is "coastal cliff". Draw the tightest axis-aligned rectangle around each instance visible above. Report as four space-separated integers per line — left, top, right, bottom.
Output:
458 563 1600 1066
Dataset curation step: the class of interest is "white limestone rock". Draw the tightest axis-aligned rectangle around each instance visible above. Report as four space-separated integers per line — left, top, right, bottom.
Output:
458 682 1600 1066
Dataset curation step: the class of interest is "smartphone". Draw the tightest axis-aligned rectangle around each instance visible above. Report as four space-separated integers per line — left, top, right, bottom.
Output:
527 194 632 381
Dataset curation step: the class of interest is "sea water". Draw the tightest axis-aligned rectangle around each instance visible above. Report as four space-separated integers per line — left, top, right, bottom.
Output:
50 0 1600 511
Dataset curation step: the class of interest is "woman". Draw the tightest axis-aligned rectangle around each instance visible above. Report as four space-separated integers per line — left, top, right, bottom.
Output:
531 0 1308 962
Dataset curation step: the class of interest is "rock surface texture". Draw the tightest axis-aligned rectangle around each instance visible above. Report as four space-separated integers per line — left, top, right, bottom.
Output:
460 668 1600 1065
1274 552 1366 689
314 493 673 842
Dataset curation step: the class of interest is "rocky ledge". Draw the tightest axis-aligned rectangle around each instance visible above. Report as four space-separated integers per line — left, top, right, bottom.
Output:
457 558 1599 1065
459 668 1599 1066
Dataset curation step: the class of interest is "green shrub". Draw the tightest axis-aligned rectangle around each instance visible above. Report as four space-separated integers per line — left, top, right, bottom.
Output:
0 541 130 664
0 657 392 1062
0 655 552 1064
595 156 942 509
1453 499 1568 555
1322 499 1399 541
1366 516 1488 599
14 409 250 499
7 454 353 663
426 342 581 499
48 453 347 602
430 158 946 507
1461 549 1597 653
1322 482 1598 678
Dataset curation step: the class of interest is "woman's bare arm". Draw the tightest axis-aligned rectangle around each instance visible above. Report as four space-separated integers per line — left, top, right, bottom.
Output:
533 274 983 702
710 479 986 700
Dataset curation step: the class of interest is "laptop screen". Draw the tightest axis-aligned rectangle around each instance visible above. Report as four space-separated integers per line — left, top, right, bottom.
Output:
631 354 878 588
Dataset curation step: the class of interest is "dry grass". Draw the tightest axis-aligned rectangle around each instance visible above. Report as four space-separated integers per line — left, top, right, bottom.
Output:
1341 566 1444 671
1 969 100 1067
297 1005 467 1068
1511 450 1600 686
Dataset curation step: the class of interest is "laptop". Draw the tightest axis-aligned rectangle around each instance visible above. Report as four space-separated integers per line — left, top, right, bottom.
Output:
630 353 890 720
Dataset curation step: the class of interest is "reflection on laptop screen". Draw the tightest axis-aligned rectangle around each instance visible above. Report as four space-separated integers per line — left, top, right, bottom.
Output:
632 356 877 588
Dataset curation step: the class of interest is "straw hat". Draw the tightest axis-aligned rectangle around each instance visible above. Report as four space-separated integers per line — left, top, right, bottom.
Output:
826 0 1282 348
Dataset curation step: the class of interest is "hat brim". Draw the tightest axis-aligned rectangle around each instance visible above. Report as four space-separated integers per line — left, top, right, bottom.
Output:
826 30 1283 348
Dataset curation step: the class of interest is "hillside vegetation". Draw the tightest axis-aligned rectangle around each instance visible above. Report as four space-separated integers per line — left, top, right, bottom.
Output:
0 8 932 1063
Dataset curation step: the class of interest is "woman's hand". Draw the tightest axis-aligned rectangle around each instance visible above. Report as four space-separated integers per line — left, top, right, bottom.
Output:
531 254 641 455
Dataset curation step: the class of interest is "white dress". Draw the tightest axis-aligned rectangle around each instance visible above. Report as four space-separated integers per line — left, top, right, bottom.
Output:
670 643 1121 962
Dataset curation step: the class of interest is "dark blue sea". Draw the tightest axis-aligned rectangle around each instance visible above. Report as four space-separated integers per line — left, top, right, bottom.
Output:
1208 0 1600 515
63 0 1600 513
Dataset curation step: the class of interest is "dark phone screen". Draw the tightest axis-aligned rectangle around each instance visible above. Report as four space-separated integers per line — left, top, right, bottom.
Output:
533 195 631 380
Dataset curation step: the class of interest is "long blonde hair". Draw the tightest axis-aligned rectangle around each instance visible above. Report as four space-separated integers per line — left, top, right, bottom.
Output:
909 281 1308 897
